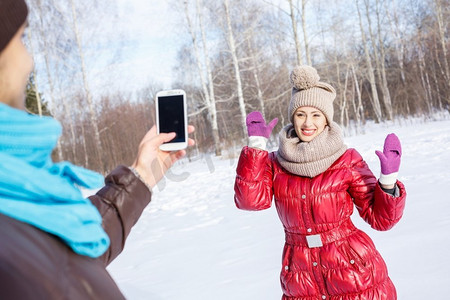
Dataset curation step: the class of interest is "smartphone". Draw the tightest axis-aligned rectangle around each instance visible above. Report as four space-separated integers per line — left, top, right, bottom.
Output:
155 89 188 151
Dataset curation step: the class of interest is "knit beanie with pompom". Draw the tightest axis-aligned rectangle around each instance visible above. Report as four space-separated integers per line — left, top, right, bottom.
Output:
288 65 336 125
0 0 28 54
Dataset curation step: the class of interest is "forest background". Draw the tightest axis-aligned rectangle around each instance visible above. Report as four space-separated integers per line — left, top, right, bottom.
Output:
24 0 449 174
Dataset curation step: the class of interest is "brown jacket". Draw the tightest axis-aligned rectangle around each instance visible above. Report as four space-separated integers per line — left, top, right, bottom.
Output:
0 166 152 299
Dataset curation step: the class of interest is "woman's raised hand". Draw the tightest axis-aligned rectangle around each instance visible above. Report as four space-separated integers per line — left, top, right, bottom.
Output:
246 111 278 138
375 133 402 188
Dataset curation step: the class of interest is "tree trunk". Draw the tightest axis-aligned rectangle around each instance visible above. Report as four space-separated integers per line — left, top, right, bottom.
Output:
63 98 77 163
25 30 43 117
433 44 444 111
349 75 359 134
80 119 89 167
351 63 364 128
339 73 346 128
246 34 266 118
334 57 344 127
363 0 382 85
288 0 303 65
224 0 247 138
434 0 450 83
184 0 222 156
385 0 406 85
417 28 432 114
384 0 410 115
197 0 221 156
70 0 102 169
375 0 393 119
364 0 392 120
341 65 350 131
301 0 311 66
34 0 66 161
356 0 382 122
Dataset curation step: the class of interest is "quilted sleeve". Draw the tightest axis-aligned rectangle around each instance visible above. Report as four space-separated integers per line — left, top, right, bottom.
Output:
89 166 152 266
348 151 406 231
234 146 274 211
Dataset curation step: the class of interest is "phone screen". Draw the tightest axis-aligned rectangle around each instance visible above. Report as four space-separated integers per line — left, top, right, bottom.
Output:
158 95 186 143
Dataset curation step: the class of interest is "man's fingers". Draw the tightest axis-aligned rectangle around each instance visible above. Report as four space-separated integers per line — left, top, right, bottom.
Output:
188 125 195 134
173 149 186 161
161 150 186 170
139 125 157 144
152 132 176 146
145 125 194 150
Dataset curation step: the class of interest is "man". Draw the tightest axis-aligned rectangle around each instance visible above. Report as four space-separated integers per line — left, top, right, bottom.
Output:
0 0 194 298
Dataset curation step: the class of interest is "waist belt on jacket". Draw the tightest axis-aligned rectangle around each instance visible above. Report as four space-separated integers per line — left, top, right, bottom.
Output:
284 219 357 248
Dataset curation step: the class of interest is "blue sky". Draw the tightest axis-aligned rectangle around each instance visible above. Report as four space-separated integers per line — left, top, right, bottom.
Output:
28 0 186 102
30 0 365 100
113 0 184 90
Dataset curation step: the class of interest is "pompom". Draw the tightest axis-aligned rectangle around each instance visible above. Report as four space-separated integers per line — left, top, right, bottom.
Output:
289 65 320 90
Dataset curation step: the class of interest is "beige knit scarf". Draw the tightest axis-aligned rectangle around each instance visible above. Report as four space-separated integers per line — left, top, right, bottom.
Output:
276 122 347 178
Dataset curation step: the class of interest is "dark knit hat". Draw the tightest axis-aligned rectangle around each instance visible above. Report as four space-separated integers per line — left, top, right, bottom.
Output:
0 0 28 53
288 65 336 125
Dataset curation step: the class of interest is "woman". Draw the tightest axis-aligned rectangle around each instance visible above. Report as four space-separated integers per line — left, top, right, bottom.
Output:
234 65 406 300
0 0 194 298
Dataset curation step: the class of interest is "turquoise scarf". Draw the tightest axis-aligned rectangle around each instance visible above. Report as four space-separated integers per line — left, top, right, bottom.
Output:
0 103 109 257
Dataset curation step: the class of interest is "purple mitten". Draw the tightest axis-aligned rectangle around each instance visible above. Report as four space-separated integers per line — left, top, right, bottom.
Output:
375 133 402 185
246 111 278 138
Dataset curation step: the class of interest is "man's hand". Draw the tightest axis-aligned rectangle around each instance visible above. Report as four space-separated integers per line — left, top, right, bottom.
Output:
131 125 195 189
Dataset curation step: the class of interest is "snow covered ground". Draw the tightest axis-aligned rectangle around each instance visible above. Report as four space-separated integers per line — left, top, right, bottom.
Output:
104 116 450 299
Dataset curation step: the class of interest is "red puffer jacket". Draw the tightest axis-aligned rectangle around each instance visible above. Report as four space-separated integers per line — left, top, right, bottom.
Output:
234 147 406 300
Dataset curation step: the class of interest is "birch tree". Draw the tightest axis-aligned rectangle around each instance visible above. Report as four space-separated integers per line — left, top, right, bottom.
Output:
236 3 270 119
356 0 382 122
27 0 73 161
25 32 43 117
246 33 266 119
384 0 410 114
339 64 349 130
350 63 365 131
416 27 434 113
197 0 222 156
363 0 393 120
301 0 311 66
183 0 222 155
433 0 450 84
374 0 393 119
223 0 247 137
287 0 303 65
69 0 102 167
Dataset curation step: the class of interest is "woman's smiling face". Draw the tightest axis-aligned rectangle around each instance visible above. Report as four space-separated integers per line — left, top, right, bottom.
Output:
293 106 327 142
